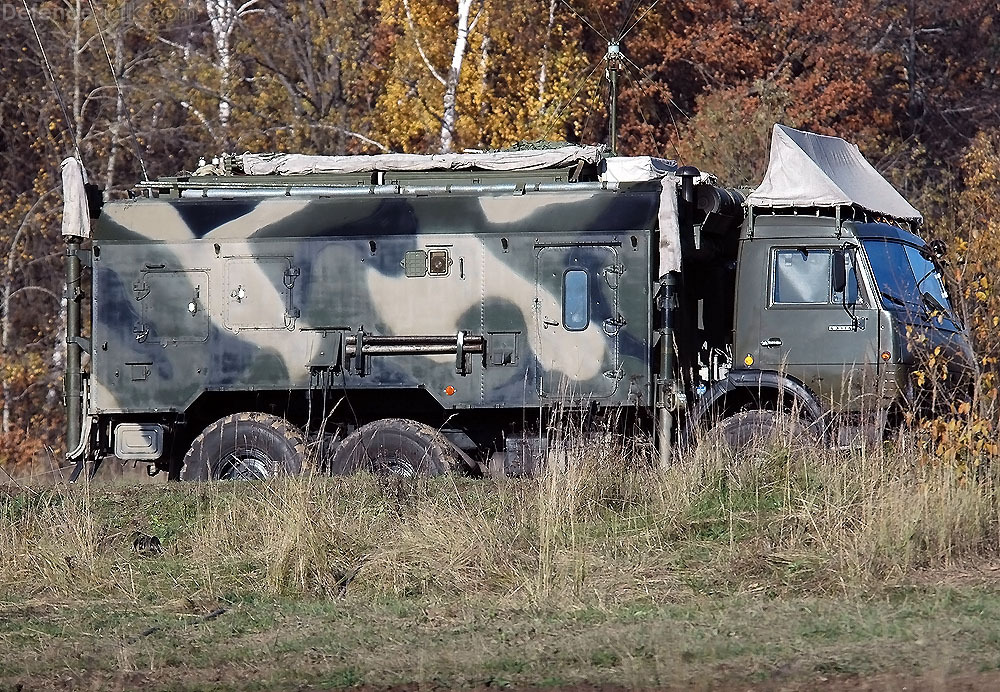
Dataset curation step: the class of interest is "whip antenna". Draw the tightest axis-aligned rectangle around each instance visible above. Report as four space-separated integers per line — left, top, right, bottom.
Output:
20 0 84 171
87 0 149 181
558 0 681 158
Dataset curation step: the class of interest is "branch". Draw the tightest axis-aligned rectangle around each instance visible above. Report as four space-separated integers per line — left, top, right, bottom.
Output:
468 1 485 34
402 0 446 86
9 286 61 303
5 189 58 267
307 125 390 152
180 101 217 140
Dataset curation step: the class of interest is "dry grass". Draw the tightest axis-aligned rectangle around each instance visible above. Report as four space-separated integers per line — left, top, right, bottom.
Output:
2 429 998 607
4 431 1000 689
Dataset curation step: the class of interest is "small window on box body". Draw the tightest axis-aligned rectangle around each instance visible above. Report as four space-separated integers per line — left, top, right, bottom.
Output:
563 269 589 331
428 249 450 276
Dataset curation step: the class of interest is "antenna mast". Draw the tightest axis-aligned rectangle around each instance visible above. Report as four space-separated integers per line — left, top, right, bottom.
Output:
605 41 623 155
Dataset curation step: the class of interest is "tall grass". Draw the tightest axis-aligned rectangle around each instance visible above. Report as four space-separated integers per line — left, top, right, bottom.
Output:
2 430 998 608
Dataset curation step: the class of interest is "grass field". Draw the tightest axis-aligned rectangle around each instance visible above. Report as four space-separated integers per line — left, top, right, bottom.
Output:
3 433 1000 690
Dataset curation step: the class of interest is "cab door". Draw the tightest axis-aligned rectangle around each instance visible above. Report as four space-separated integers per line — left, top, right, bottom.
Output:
534 244 621 399
756 246 879 408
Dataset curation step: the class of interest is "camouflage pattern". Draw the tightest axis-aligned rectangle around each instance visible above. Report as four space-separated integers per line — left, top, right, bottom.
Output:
90 182 660 417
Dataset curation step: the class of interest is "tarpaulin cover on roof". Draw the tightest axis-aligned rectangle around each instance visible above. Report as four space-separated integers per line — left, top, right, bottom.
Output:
240 145 605 175
747 124 922 222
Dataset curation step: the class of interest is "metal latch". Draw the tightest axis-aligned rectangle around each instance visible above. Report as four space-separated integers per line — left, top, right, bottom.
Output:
604 264 626 289
132 280 149 301
603 314 627 336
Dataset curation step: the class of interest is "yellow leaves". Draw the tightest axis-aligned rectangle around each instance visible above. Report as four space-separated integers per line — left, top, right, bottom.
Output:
919 405 997 481
371 0 597 152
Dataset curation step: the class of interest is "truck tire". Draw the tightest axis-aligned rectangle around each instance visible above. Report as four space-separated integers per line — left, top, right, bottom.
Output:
328 418 457 477
181 412 306 481
704 409 816 452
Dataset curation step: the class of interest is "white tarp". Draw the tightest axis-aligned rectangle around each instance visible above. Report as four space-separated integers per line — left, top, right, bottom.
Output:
241 145 605 176
599 156 676 183
748 124 921 221
595 157 684 274
61 157 90 238
592 156 682 273
658 178 682 274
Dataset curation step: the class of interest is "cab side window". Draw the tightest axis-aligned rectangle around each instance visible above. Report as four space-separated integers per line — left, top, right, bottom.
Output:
772 249 861 306
773 249 831 304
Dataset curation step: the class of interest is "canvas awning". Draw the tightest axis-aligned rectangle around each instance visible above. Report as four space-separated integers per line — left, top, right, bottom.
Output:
747 124 922 222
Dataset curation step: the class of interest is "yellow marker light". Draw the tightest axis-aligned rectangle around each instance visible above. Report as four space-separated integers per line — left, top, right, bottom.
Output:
881 351 891 361
444 385 456 396
744 354 754 367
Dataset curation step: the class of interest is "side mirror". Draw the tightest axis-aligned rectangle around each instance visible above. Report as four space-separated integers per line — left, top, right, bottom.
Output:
832 249 847 294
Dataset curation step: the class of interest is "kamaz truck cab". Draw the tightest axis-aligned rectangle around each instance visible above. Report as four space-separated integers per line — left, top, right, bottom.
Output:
681 125 972 446
59 125 972 480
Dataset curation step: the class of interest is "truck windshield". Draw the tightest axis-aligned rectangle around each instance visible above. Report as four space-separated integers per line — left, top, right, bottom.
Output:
862 239 954 319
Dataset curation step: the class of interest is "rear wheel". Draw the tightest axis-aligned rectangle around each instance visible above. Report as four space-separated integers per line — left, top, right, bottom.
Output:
181 412 306 481
329 418 459 477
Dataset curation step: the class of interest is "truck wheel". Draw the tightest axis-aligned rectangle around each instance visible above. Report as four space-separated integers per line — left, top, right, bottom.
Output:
705 409 815 452
181 412 306 481
328 418 457 477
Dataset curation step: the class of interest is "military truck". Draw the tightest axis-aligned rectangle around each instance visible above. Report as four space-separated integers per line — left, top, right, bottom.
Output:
59 125 972 480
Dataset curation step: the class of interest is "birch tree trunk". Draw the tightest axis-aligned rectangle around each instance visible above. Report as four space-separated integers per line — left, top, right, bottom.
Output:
73 0 84 153
104 21 126 191
539 0 557 99
205 0 260 132
439 0 481 153
1 197 49 433
205 0 235 128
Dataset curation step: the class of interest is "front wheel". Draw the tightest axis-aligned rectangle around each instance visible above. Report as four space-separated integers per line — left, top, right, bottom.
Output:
181 412 306 481
703 409 817 453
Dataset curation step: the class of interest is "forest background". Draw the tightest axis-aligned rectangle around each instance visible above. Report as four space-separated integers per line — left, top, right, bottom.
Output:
0 0 998 471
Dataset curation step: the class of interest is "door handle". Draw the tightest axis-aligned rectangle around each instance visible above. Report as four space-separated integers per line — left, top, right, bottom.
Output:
760 337 782 348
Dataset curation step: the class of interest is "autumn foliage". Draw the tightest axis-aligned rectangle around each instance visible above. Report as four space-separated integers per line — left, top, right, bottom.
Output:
1 0 999 470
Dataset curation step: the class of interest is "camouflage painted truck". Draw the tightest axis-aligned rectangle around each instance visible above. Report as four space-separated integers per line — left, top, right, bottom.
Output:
60 124 973 480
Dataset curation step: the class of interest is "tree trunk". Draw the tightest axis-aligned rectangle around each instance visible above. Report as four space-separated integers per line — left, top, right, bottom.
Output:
205 0 235 129
73 0 84 153
105 21 126 191
539 0 557 99
440 0 480 153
